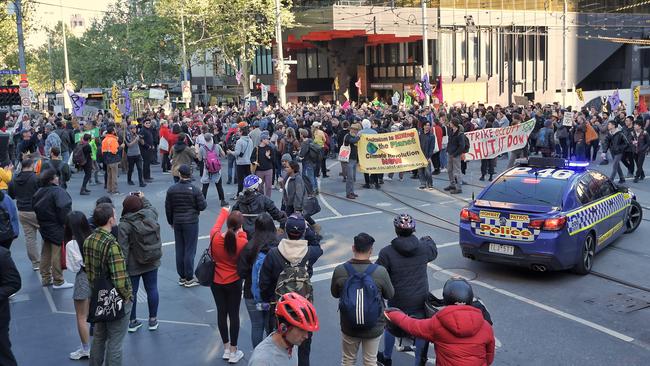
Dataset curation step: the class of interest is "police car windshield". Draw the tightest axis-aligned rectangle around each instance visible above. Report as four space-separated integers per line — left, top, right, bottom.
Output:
481 169 571 207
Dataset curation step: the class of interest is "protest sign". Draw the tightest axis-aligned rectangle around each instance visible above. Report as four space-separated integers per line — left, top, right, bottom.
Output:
562 111 574 127
358 128 428 173
463 119 535 161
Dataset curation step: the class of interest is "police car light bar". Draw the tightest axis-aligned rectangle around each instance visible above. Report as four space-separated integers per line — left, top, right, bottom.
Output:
567 161 590 168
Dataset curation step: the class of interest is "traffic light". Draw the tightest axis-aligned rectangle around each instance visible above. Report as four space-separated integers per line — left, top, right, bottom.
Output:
0 86 20 107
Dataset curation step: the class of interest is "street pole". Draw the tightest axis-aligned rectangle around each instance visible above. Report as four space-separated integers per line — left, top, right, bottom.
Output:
275 0 287 107
203 50 208 106
48 35 55 90
562 0 567 107
181 10 189 108
60 0 71 113
421 0 430 107
15 0 27 76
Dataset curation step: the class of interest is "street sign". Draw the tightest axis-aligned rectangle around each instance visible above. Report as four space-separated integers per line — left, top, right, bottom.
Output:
283 60 297 65
19 79 28 88
181 81 191 101
21 97 30 108
0 70 20 75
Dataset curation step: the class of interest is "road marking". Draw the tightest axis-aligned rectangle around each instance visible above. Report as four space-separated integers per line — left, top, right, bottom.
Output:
163 235 209 247
426 263 636 343
317 179 342 217
146 319 211 327
392 206 408 211
327 161 339 169
420 203 432 207
42 287 57 314
439 200 458 205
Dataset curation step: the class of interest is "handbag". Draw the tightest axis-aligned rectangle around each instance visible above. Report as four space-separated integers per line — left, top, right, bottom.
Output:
87 242 126 323
303 195 321 217
194 233 216 286
159 136 169 152
338 144 351 162
250 147 259 174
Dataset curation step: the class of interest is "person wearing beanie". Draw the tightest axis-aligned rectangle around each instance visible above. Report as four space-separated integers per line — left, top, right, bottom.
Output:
165 164 207 288
118 191 162 332
251 131 274 198
259 213 323 366
331 232 394 366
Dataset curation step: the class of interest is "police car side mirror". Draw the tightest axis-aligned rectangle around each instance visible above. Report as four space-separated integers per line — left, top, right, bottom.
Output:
617 185 629 193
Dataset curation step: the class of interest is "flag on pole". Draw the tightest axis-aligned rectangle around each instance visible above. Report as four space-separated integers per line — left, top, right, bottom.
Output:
334 75 340 91
404 93 412 107
235 68 243 85
341 100 350 110
355 78 362 95
608 90 621 110
122 89 131 116
422 73 432 96
638 96 648 113
576 88 584 102
432 75 443 104
67 90 86 117
261 84 269 102
343 89 350 101
414 84 425 102
110 84 122 123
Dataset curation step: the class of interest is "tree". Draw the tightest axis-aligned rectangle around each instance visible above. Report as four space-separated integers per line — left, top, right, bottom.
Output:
157 0 295 96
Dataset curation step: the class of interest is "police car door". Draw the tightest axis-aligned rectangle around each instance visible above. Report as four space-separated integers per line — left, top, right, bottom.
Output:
589 171 624 248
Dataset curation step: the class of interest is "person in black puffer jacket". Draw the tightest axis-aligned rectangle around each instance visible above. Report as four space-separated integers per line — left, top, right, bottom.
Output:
376 213 438 366
32 168 72 288
7 158 41 269
232 174 286 237
165 164 207 287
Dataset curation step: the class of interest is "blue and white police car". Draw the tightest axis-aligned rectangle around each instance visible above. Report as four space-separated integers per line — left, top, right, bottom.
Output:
459 157 643 274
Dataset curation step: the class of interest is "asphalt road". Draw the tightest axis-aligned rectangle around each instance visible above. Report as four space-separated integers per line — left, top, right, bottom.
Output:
8 156 650 366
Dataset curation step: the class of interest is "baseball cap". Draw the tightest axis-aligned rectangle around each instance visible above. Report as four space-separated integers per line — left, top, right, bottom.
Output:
286 214 307 238
178 164 192 178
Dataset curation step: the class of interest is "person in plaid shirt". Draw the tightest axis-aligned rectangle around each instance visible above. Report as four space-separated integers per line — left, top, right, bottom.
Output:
83 203 133 366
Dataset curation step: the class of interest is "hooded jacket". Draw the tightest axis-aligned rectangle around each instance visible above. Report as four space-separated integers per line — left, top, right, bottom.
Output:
603 126 629 156
117 197 161 276
32 183 72 245
8 170 39 211
170 140 196 178
376 235 437 316
0 190 19 239
231 190 286 237
259 237 323 303
387 305 495 366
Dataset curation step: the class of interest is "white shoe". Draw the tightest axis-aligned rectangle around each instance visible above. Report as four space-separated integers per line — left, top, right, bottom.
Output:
229 350 244 363
53 282 74 290
69 348 90 360
183 278 200 288
441 168 448 173
222 349 231 360
384 177 392 181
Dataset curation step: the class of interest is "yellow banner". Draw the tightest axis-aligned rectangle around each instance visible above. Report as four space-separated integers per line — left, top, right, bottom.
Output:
110 84 122 123
358 128 428 173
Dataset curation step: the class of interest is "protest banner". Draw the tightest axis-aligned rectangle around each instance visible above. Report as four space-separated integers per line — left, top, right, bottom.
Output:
358 128 428 173
562 111 574 127
463 119 535 161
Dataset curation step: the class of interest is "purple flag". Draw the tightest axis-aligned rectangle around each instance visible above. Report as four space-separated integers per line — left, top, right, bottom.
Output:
422 73 432 96
67 90 86 117
236 68 243 85
608 90 621 111
414 84 426 102
122 89 131 116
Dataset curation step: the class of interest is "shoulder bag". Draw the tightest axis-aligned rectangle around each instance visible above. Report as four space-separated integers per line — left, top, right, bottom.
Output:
87 241 126 323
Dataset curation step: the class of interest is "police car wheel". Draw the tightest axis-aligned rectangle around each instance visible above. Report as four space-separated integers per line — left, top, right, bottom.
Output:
624 201 642 234
572 233 595 275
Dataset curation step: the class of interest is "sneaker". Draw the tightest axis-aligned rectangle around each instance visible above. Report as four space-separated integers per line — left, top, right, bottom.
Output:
399 177 404 182
178 278 186 286
148 319 159 331
80 190 90 196
229 350 244 364
432 169 441 175
362 184 371 189
139 183 147 188
384 176 392 181
69 348 90 360
220 200 229 207
32 264 39 271
162 171 171 175
222 349 231 360
443 186 453 191
127 181 135 186
479 176 485 181
440 168 448 173
418 185 426 190
128 319 143 333
450 189 463 194
619 179 626 184
184 278 200 288
53 282 73 290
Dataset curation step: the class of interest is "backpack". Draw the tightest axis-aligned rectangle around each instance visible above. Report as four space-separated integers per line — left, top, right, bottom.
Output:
73 144 87 166
130 217 162 265
536 128 549 148
203 145 222 173
226 132 238 151
308 142 322 162
462 133 470 154
339 263 382 329
275 255 313 301
251 251 267 303
0 200 14 243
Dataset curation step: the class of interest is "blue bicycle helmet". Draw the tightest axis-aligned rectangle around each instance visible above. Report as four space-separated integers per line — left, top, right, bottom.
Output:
243 174 262 191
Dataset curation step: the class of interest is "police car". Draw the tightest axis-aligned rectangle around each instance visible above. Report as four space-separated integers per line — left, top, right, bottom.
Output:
459 157 643 274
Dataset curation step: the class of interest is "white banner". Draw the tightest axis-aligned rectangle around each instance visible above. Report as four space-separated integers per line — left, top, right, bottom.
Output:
563 111 574 127
463 119 535 161
149 88 165 100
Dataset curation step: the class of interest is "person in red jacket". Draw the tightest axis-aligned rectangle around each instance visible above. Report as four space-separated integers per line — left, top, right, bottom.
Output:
210 207 248 364
384 278 495 366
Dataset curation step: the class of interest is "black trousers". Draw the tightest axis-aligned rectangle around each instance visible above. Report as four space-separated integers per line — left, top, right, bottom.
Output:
162 153 171 172
127 155 144 184
622 151 635 175
81 161 92 190
480 159 496 176
0 323 17 366
431 152 441 171
236 164 251 195
210 280 242 347
635 153 646 179
202 180 225 201
364 173 379 186
142 149 153 180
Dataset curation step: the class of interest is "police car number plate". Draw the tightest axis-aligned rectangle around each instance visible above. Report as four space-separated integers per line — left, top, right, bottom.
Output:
488 243 515 255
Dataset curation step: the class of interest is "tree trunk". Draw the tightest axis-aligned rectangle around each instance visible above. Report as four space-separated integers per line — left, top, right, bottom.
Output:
241 58 250 98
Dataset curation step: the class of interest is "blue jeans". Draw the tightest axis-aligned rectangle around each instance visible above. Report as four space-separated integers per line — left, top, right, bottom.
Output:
173 222 199 280
62 150 70 166
302 162 317 190
244 298 270 348
382 329 428 365
130 269 159 321
345 159 357 195
439 148 447 169
227 154 236 182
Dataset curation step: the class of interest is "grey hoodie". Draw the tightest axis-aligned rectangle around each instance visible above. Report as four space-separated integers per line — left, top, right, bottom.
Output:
278 238 308 265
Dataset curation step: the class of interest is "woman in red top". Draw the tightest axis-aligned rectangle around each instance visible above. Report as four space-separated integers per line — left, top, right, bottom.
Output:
210 208 248 363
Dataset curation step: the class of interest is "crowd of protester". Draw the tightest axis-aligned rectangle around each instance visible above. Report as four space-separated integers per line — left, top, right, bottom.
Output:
1 96 649 366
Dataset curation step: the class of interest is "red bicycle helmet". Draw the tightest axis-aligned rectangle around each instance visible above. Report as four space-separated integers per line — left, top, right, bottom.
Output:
275 292 320 332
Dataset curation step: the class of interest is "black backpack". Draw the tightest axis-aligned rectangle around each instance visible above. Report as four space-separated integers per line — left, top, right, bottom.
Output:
73 144 87 166
462 133 471 154
308 142 322 162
